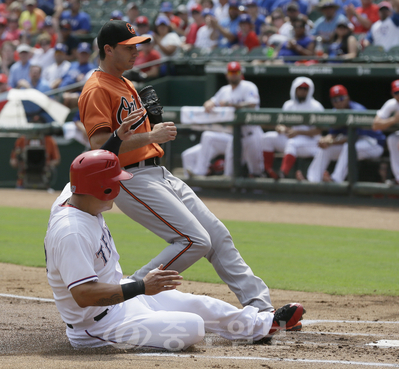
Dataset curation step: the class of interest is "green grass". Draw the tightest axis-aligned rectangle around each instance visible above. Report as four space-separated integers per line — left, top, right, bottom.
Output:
0 206 398 296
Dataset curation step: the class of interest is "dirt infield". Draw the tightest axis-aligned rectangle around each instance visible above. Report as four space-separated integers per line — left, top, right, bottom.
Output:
1 189 399 369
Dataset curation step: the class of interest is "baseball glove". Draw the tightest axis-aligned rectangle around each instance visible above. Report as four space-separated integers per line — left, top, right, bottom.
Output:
139 85 163 124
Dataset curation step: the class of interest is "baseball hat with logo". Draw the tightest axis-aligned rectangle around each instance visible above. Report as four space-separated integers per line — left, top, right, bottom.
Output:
160 1 173 12
0 73 8 84
155 15 170 26
378 1 392 10
191 4 203 13
391 80 399 93
330 84 348 98
239 14 252 23
136 15 149 25
227 61 241 72
97 20 151 51
202 8 214 16
55 43 67 53
77 42 92 53
43 15 53 27
110 10 124 20
60 19 72 30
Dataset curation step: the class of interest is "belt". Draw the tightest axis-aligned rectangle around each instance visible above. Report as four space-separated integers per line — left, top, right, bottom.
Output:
66 308 108 329
124 157 158 170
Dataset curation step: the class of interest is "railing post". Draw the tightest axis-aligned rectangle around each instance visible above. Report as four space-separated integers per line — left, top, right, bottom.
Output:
233 123 242 178
347 123 358 189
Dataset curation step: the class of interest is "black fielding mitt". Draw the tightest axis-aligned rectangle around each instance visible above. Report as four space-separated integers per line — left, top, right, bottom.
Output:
139 85 163 124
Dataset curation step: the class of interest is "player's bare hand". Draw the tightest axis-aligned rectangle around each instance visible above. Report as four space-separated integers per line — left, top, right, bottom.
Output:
204 100 215 113
150 122 177 143
275 124 287 134
143 265 183 295
117 107 145 140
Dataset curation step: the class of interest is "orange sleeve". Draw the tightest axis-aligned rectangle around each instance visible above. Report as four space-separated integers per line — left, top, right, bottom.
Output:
79 85 113 138
10 137 25 160
45 137 60 162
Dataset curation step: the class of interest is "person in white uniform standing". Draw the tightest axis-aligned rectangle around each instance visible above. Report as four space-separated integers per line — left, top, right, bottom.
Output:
372 79 399 185
44 141 305 350
181 61 264 178
261 76 324 179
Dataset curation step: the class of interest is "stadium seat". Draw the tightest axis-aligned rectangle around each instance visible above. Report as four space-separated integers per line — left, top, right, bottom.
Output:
357 45 388 62
387 46 399 62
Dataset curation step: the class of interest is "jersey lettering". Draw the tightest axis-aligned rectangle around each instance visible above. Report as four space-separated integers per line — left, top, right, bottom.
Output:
116 96 138 125
96 235 112 265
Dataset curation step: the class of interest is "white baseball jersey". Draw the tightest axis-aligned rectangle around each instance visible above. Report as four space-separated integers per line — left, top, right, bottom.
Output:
368 17 399 52
45 185 274 350
44 184 122 325
377 98 399 181
182 79 264 177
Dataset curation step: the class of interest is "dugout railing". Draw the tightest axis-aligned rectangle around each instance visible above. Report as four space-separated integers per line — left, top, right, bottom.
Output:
162 106 399 197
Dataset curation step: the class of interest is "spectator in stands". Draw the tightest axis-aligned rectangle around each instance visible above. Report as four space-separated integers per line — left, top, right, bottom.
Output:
7 1 23 20
271 0 309 16
123 2 139 26
269 8 286 32
152 15 182 57
160 1 184 30
243 0 265 35
8 43 32 88
214 0 241 48
60 42 95 108
0 41 16 75
262 76 324 180
37 0 62 16
30 32 55 70
372 80 399 186
258 24 278 47
135 15 152 36
194 8 219 50
214 0 229 23
363 1 399 52
278 1 300 39
175 4 189 36
345 0 379 35
258 0 276 16
237 13 260 50
327 17 358 59
9 135 60 189
43 43 70 89
59 0 91 35
133 34 161 79
2 15 21 44
311 0 347 45
277 15 315 60
17 63 53 123
110 9 123 21
0 0 14 17
19 0 46 36
304 85 385 183
37 15 58 47
0 16 7 49
183 4 205 49
58 19 79 61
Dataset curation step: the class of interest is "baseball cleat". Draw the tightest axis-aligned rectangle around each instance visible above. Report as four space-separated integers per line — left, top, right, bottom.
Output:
255 303 305 344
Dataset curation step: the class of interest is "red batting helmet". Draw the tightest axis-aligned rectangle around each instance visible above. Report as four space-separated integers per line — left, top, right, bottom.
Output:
227 61 241 73
70 150 133 201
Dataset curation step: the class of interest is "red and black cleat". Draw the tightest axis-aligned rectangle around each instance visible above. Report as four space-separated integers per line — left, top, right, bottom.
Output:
255 303 305 344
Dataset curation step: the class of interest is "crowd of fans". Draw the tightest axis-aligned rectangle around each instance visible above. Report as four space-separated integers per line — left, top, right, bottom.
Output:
0 0 397 96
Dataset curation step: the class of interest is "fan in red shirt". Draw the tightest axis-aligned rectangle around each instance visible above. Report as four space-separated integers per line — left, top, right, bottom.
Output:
345 0 379 34
185 4 205 45
237 13 260 51
134 34 162 79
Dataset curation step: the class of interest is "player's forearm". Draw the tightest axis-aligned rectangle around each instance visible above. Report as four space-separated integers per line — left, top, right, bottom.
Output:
71 282 125 307
372 116 397 131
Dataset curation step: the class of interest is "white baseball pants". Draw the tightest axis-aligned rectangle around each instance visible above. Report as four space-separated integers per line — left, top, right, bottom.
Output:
387 131 399 181
67 289 273 350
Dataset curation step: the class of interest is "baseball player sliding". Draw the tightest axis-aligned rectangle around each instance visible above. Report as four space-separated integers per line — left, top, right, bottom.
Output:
78 19 303 327
44 125 305 349
181 61 264 178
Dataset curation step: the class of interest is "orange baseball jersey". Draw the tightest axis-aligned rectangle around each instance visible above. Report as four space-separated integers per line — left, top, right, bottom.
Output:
78 71 163 168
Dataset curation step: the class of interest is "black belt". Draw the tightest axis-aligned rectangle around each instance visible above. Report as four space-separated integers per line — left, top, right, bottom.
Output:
66 308 108 329
124 157 158 170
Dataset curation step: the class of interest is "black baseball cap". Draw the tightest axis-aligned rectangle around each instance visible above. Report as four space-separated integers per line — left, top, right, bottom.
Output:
97 20 151 51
